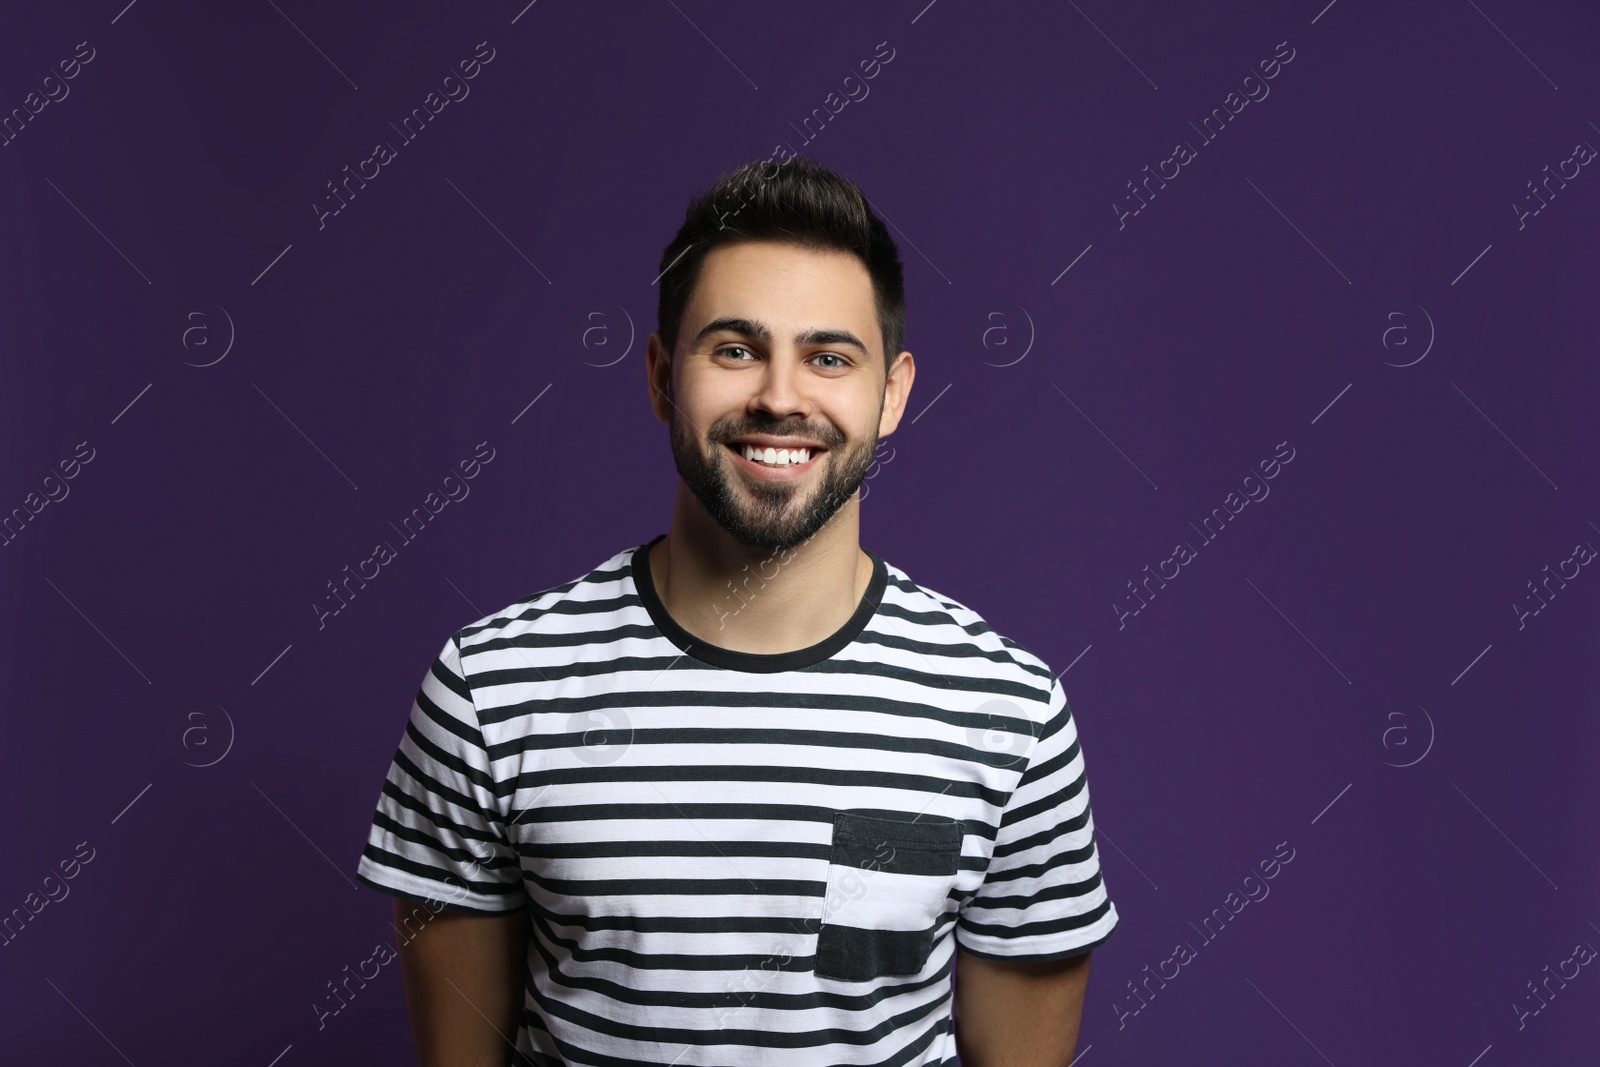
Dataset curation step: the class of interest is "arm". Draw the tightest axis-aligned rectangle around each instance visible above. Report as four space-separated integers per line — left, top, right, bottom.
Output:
954 946 1092 1067
393 898 529 1067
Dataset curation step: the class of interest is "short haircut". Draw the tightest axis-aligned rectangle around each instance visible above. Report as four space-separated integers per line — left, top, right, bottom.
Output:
654 154 906 376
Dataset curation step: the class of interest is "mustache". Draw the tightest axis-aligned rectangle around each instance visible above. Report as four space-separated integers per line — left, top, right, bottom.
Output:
714 425 846 449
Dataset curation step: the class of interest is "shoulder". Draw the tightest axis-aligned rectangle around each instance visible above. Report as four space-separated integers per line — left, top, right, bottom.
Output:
876 556 1061 724
445 542 643 683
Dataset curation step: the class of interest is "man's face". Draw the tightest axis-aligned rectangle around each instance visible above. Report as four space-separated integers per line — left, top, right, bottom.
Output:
656 241 892 554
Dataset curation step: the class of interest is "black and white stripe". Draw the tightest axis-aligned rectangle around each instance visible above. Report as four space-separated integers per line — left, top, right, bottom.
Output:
356 533 1118 1066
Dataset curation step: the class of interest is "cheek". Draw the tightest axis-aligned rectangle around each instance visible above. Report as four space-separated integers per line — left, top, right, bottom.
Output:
682 386 748 435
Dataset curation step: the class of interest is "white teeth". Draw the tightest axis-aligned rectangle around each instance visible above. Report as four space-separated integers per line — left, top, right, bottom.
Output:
740 444 811 466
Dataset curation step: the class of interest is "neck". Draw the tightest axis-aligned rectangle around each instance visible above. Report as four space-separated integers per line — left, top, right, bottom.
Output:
650 483 874 655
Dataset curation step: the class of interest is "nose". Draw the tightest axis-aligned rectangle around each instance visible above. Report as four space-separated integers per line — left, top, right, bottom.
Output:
748 350 812 422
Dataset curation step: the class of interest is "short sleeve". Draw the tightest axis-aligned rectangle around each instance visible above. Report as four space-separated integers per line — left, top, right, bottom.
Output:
355 633 526 915
957 679 1119 960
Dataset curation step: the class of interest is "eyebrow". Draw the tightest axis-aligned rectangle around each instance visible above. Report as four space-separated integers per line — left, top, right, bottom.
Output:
693 316 871 358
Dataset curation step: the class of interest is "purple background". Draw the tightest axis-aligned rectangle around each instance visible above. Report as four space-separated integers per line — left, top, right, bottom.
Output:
2 1 1597 1063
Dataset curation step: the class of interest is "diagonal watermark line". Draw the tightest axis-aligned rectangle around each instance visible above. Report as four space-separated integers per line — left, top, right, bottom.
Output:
1094 826 1157 890
44 177 152 285
1452 781 1558 889
44 576 151 683
858 190 950 285
444 576 551 685
1051 383 1159 489
1067 1 1157 89
1451 382 1558 489
265 0 359 90
46 978 138 1066
665 0 757 89
910 0 941 24
252 243 293 285
1465 1044 1492 1067
1311 382 1352 425
1465 0 1558 90
651 243 694 287
446 178 552 283
642 650 687 690
512 382 554 424
909 781 954 824
252 643 294 686
1244 976 1338 1066
653 383 710 441
111 382 153 424
1051 244 1093 285
1451 244 1492 285
1311 782 1352 825
1056 644 1092 677
909 382 951 424
252 382 360 490
254 781 362 890
511 0 540 23
1244 176 1351 285
111 0 139 24
1244 576 1351 684
1310 0 1339 23
111 782 154 825
1450 643 1492 685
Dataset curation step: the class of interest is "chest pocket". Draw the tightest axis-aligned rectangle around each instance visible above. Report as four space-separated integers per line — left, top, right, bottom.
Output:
814 810 964 982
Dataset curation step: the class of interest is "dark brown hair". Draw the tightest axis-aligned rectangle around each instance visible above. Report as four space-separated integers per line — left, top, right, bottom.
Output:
654 154 906 375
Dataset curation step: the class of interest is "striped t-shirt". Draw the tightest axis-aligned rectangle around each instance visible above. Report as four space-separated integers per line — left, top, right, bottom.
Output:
355 534 1119 1066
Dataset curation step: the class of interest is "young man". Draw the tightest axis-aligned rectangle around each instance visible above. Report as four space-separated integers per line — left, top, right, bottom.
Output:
355 155 1119 1066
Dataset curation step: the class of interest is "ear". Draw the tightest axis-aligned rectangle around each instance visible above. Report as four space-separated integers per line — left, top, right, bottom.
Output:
876 350 916 438
646 331 672 426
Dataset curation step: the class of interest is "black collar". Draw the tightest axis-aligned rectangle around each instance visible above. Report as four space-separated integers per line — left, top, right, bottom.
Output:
631 533 887 673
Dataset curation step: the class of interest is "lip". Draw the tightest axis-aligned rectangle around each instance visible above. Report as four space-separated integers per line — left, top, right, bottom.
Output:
726 436 828 450
724 441 824 481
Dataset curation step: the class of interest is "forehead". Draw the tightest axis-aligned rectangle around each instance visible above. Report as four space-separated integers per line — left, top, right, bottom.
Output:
687 241 877 342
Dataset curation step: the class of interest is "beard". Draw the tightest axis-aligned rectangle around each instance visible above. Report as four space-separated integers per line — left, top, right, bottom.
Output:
667 395 879 555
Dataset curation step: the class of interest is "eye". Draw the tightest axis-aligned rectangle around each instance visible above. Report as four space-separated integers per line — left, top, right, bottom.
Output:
715 345 756 361
813 352 848 369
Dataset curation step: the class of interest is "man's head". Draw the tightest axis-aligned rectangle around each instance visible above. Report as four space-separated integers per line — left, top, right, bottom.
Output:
647 156 914 555
654 155 906 376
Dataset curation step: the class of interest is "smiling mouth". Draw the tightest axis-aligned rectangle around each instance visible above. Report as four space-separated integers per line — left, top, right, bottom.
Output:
724 441 826 469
